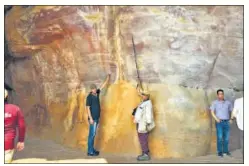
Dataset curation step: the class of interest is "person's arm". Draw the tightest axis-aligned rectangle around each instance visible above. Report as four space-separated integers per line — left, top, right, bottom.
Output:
230 108 237 124
87 107 93 121
16 108 26 151
210 102 220 123
229 102 233 118
134 106 142 123
99 74 110 91
86 96 93 124
132 107 137 116
145 101 153 124
231 109 238 120
211 111 220 123
231 100 238 120
228 101 235 124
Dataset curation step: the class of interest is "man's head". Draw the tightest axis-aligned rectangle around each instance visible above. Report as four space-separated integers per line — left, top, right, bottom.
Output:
90 84 97 93
217 89 224 100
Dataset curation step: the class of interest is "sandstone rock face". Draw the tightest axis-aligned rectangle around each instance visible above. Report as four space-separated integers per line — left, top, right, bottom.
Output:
5 6 243 158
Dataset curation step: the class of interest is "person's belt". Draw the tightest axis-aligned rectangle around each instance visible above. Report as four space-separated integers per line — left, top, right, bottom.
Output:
220 119 229 122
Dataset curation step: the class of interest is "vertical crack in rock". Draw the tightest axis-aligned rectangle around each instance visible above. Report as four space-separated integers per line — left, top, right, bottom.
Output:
111 6 124 82
203 51 220 152
204 52 220 103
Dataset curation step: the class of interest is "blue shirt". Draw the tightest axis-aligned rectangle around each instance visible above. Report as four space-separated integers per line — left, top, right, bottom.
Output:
210 100 233 120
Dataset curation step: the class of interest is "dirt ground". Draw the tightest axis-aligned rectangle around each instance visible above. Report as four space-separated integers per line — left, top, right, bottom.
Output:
12 137 243 164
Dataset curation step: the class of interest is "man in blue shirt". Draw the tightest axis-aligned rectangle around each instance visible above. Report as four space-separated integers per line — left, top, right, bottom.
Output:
210 89 233 157
86 74 110 156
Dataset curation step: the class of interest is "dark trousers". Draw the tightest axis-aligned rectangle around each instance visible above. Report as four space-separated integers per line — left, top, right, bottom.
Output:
215 120 230 154
138 132 149 154
87 119 99 154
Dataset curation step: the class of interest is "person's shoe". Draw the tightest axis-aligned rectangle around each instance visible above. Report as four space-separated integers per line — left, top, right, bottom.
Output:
93 149 100 155
224 152 231 156
137 153 151 161
87 152 99 156
218 152 223 157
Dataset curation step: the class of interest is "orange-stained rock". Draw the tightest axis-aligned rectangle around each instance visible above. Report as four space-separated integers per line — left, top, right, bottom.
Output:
5 6 243 158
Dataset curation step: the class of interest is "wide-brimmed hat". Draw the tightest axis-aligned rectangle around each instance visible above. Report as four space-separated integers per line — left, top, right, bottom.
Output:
4 89 8 99
141 89 150 97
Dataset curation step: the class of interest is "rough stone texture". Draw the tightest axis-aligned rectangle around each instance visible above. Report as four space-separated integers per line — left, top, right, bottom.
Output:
5 6 243 158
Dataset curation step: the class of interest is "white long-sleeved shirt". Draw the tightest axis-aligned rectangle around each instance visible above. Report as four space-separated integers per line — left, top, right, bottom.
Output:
232 97 243 130
134 100 153 124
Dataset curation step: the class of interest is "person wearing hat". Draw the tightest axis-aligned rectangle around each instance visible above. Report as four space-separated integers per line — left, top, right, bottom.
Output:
4 88 26 163
132 85 155 161
86 74 110 156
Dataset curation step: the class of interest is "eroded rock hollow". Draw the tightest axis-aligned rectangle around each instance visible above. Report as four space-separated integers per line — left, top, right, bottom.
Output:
5 6 243 158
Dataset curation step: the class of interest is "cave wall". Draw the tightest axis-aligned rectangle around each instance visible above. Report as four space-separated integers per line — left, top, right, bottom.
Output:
5 6 243 158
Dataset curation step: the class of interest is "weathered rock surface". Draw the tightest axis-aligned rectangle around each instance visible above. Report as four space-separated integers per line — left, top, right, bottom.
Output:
5 6 243 158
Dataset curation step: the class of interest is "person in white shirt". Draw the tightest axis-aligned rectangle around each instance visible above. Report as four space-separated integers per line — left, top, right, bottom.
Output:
231 97 243 156
132 85 155 161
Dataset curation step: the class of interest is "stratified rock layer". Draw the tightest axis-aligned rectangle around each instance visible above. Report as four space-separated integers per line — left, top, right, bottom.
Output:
5 6 243 158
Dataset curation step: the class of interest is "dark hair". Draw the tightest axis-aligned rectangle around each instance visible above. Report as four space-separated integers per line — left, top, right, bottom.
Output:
217 89 224 94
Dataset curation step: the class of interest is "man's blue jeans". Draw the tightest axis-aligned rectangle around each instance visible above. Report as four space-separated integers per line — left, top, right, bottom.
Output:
87 119 99 154
216 120 230 154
